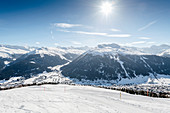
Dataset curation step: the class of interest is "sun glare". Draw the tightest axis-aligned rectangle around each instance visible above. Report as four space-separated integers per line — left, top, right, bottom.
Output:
100 2 113 16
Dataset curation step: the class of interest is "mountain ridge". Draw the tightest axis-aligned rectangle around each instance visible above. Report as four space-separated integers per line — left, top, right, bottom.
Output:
0 43 170 85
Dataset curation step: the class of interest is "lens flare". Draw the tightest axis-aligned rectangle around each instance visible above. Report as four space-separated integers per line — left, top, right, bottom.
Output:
100 2 113 16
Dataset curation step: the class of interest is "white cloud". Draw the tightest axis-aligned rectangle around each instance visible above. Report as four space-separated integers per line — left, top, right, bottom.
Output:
138 37 151 40
54 43 58 46
36 42 40 45
75 31 131 37
107 34 131 38
138 20 157 31
54 23 82 28
147 42 155 44
125 41 156 46
58 29 71 32
125 41 146 46
71 41 82 45
111 28 120 32
58 29 131 38
131 41 146 44
75 31 107 36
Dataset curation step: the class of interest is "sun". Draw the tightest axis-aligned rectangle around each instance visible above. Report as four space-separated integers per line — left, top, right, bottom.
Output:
100 2 113 16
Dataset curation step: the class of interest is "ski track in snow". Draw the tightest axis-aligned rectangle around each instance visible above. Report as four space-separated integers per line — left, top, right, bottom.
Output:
140 56 154 72
114 56 129 78
0 84 169 113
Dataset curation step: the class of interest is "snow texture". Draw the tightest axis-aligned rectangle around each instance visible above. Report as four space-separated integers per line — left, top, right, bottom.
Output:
0 84 169 113
86 46 149 57
0 46 31 58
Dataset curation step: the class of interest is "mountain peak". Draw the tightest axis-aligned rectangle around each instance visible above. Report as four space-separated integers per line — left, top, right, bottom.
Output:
97 43 121 49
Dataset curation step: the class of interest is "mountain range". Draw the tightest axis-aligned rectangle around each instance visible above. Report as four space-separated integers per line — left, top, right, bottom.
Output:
0 43 170 84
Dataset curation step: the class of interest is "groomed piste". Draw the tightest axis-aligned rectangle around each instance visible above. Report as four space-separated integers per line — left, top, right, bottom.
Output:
0 84 169 113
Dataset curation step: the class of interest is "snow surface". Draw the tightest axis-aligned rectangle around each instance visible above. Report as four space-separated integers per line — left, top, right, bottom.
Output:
159 49 170 57
86 46 149 57
0 46 30 58
4 61 10 65
68 74 170 87
29 61 35 64
23 62 71 85
23 71 70 85
26 47 86 62
0 45 87 61
145 74 170 86
114 55 129 78
1 43 170 59
0 84 169 113
29 47 85 57
1 69 170 88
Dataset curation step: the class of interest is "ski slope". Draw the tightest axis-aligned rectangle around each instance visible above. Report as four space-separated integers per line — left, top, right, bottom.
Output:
0 84 169 113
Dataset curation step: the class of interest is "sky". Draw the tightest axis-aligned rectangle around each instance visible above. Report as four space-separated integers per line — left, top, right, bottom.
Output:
0 0 170 47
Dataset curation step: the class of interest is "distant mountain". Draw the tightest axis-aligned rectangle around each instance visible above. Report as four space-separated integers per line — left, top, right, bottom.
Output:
62 44 170 84
97 43 121 49
0 44 35 59
141 44 170 55
0 46 87 80
1 43 170 85
0 45 35 71
158 49 170 57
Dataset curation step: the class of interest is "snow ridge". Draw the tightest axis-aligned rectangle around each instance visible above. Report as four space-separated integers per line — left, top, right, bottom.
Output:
114 55 129 78
140 56 154 72
86 44 149 57
0 46 31 58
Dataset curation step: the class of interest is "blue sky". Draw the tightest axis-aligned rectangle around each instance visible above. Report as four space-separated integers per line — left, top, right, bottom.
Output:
0 0 170 47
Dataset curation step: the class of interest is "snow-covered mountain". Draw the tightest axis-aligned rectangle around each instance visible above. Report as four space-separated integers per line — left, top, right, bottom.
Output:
0 44 35 59
0 45 35 71
88 43 148 56
158 49 170 57
141 44 170 55
61 43 170 84
0 46 88 80
1 43 170 85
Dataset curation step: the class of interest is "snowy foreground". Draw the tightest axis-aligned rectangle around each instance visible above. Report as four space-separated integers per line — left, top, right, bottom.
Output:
0 84 170 113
